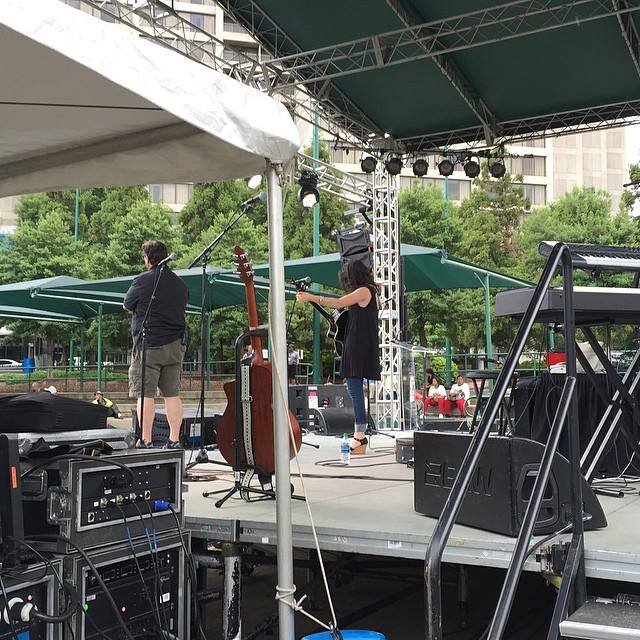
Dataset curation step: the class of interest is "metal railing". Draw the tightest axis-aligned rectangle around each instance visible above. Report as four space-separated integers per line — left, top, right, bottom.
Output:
424 243 586 640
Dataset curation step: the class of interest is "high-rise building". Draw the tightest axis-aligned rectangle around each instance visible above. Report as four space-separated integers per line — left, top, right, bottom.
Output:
0 0 632 234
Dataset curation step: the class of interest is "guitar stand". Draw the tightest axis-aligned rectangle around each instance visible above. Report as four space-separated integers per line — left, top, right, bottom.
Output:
203 469 306 508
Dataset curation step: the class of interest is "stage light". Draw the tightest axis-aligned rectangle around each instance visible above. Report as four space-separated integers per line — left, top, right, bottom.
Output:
463 159 480 179
489 160 506 179
385 157 403 175
246 174 262 189
360 156 377 173
297 169 320 208
438 158 455 177
412 159 429 177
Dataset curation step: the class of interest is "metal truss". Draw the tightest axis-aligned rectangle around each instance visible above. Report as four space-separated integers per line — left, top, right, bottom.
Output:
217 0 385 145
397 98 640 150
296 153 370 205
384 0 499 144
230 0 640 90
614 0 640 80
74 0 230 69
372 165 402 429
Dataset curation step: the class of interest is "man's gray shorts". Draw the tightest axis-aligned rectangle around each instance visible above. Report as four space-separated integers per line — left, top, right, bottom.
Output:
128 339 186 398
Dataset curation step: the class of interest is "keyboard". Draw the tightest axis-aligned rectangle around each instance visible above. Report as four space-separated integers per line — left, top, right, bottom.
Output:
539 241 640 272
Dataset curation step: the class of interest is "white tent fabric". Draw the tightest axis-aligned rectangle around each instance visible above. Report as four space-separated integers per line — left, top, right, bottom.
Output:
0 0 300 197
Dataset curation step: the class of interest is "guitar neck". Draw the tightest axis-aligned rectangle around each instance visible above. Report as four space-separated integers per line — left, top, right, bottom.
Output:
244 280 264 362
309 301 336 322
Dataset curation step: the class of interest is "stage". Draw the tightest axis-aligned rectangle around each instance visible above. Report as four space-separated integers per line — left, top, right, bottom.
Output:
183 432 640 584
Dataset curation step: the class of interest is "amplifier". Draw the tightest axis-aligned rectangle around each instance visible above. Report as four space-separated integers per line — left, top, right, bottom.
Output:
414 432 607 536
0 561 62 640
131 408 220 447
22 449 183 553
289 384 352 430
64 531 188 640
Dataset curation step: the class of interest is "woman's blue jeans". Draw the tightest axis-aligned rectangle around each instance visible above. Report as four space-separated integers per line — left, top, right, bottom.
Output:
346 377 368 429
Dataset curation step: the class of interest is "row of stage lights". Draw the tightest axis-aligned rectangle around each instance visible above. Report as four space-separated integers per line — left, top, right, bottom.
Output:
360 155 506 179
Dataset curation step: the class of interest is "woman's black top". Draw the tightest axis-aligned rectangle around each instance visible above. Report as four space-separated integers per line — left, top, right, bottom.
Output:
340 285 381 380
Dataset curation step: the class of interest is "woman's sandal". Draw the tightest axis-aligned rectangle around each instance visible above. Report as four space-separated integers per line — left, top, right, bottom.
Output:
350 436 368 454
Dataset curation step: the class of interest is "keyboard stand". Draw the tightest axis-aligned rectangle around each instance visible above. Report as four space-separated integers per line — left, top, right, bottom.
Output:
579 333 640 482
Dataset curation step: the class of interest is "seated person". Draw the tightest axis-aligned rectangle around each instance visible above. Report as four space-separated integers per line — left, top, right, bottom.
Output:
445 374 471 416
92 390 122 419
425 376 447 417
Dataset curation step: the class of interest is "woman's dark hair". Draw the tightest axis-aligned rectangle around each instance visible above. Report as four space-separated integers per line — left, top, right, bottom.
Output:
141 240 168 266
431 375 441 385
339 259 375 293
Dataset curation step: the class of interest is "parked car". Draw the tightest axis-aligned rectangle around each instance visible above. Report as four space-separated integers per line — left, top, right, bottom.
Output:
0 358 22 372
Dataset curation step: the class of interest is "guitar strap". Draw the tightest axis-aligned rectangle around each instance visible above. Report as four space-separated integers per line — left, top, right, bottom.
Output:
239 363 256 501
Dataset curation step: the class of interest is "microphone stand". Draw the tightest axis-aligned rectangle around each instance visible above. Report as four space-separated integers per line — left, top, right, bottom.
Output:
136 261 170 446
185 199 262 474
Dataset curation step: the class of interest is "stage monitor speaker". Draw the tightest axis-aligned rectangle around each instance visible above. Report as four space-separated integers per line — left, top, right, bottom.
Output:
310 407 375 435
414 431 607 536
336 228 372 269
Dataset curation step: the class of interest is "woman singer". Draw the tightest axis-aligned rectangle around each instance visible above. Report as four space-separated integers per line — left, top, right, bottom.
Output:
296 260 381 454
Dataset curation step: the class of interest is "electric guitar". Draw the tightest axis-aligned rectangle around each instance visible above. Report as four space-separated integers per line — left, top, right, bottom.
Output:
294 279 349 357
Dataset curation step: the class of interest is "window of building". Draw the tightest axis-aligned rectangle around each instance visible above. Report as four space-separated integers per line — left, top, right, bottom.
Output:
100 2 116 22
176 184 194 205
149 185 162 202
523 184 546 205
224 16 249 34
65 0 81 8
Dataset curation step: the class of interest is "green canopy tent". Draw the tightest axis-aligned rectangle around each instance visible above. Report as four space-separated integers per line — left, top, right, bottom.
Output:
252 243 533 366
0 275 126 386
252 244 531 290
31 268 298 383
34 267 297 312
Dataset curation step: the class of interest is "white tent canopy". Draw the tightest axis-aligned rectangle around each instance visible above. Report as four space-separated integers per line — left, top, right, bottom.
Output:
0 0 300 197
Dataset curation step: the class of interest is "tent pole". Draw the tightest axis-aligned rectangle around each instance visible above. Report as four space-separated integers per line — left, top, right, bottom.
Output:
97 303 103 390
484 275 493 370
312 102 321 384
266 161 295 640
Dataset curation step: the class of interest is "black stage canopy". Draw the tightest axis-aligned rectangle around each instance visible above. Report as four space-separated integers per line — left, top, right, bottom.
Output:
222 0 640 151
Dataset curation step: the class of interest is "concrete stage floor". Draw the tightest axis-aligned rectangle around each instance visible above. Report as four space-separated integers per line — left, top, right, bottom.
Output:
182 432 640 584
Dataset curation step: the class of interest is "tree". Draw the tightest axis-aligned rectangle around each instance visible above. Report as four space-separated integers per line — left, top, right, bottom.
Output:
89 186 150 245
179 181 253 245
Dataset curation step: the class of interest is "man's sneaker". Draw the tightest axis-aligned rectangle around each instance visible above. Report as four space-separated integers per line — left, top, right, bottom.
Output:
163 440 182 449
135 439 152 449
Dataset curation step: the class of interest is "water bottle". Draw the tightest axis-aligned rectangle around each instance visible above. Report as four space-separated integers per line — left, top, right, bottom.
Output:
340 433 351 465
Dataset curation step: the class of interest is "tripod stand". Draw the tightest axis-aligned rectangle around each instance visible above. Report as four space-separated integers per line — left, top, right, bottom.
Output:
203 329 306 508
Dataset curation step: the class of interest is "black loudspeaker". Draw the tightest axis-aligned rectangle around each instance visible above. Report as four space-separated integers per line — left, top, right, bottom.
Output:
336 228 372 268
289 384 352 430
512 375 538 439
414 432 607 536
309 407 376 435
132 408 219 447
421 417 468 432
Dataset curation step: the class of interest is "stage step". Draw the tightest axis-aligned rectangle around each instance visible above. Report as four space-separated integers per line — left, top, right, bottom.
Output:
560 599 640 639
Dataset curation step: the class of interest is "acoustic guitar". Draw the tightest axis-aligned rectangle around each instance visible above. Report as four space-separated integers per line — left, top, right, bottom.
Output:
215 246 302 477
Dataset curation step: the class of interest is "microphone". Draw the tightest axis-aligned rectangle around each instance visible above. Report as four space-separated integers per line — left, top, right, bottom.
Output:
292 276 312 289
157 252 177 267
240 191 267 209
